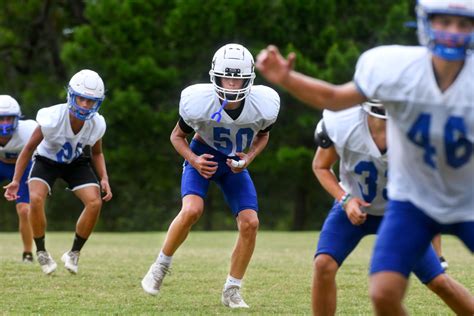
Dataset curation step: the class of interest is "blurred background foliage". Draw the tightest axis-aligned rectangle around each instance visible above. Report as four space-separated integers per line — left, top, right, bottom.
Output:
0 0 416 231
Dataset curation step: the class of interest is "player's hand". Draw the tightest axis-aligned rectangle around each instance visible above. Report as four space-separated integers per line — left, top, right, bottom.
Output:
256 45 296 85
192 153 218 179
3 180 20 201
226 152 250 173
100 179 113 202
344 197 369 226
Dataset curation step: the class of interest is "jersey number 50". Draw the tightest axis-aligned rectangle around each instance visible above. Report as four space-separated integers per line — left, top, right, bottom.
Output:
213 127 254 155
407 113 472 169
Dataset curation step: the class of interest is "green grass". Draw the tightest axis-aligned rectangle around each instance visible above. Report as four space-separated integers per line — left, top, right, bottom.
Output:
0 232 472 315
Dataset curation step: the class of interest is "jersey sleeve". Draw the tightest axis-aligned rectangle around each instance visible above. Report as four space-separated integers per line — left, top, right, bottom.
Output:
255 86 280 130
354 45 427 102
179 84 214 130
91 114 106 143
322 108 360 149
36 105 63 138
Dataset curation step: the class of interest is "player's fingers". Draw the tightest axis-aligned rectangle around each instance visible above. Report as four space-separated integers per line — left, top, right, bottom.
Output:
287 52 296 69
201 154 214 160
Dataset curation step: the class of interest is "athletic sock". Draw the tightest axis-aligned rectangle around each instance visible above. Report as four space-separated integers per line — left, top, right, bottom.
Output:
156 250 173 267
71 233 87 252
34 236 46 252
224 275 242 290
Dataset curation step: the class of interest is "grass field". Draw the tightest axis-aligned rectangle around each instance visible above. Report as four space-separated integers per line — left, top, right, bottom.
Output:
0 232 472 315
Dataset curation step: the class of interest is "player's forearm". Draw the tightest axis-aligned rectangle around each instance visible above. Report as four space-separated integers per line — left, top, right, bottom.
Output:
314 169 346 201
282 73 364 111
246 132 269 162
171 134 198 164
91 153 109 181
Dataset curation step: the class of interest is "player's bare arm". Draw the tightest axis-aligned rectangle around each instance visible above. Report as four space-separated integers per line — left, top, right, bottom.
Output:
256 45 366 111
170 123 217 179
313 146 368 225
4 126 44 201
226 131 270 173
91 139 112 201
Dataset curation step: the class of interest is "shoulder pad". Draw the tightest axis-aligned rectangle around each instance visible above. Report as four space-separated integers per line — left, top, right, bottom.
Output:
314 119 333 148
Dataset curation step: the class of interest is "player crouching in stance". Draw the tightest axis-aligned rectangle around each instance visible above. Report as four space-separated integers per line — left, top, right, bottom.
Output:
0 95 37 263
4 69 112 275
312 103 473 316
141 43 280 308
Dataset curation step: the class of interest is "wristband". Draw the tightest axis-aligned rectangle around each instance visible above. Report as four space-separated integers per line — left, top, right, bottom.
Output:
339 193 352 208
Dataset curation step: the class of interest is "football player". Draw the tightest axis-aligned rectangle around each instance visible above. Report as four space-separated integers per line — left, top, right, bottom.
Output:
0 95 37 263
312 103 472 315
141 43 280 308
4 69 112 275
256 0 473 314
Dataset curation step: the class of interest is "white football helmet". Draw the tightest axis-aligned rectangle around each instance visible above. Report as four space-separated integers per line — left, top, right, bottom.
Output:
362 100 387 119
0 95 21 136
209 43 256 102
67 69 105 120
416 0 474 61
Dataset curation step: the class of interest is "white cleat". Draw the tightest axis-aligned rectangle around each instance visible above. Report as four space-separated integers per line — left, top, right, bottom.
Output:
61 251 80 274
221 286 249 308
37 251 57 275
141 262 170 295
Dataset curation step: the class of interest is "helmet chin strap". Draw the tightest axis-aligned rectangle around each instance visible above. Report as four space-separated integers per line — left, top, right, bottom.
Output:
211 99 228 122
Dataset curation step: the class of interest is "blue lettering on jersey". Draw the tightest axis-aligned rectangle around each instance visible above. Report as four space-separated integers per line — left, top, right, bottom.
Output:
407 113 472 169
213 127 254 155
56 142 83 163
354 161 378 203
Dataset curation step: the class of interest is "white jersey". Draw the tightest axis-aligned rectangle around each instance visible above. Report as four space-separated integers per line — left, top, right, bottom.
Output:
0 120 38 160
323 108 388 216
36 103 106 163
179 84 280 156
354 45 474 224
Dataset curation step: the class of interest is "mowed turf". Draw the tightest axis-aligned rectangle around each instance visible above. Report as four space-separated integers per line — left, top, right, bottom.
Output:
0 232 472 315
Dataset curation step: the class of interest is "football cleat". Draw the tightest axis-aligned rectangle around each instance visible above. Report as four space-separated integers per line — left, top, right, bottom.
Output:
221 286 249 308
141 262 170 295
61 251 80 274
37 251 57 275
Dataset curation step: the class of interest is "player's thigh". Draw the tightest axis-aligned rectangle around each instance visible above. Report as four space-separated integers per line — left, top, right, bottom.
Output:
181 161 210 199
28 156 61 194
412 245 444 284
316 202 370 266
63 157 99 191
218 169 258 216
370 200 436 278
73 185 101 206
443 221 474 252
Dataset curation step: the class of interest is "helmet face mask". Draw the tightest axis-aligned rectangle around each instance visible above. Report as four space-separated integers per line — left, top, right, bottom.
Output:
67 69 105 120
0 95 21 137
416 0 474 61
362 100 387 120
209 43 256 102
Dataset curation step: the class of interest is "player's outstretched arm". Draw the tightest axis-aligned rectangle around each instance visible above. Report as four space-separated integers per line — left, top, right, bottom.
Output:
91 139 112 201
256 45 366 111
4 126 44 201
